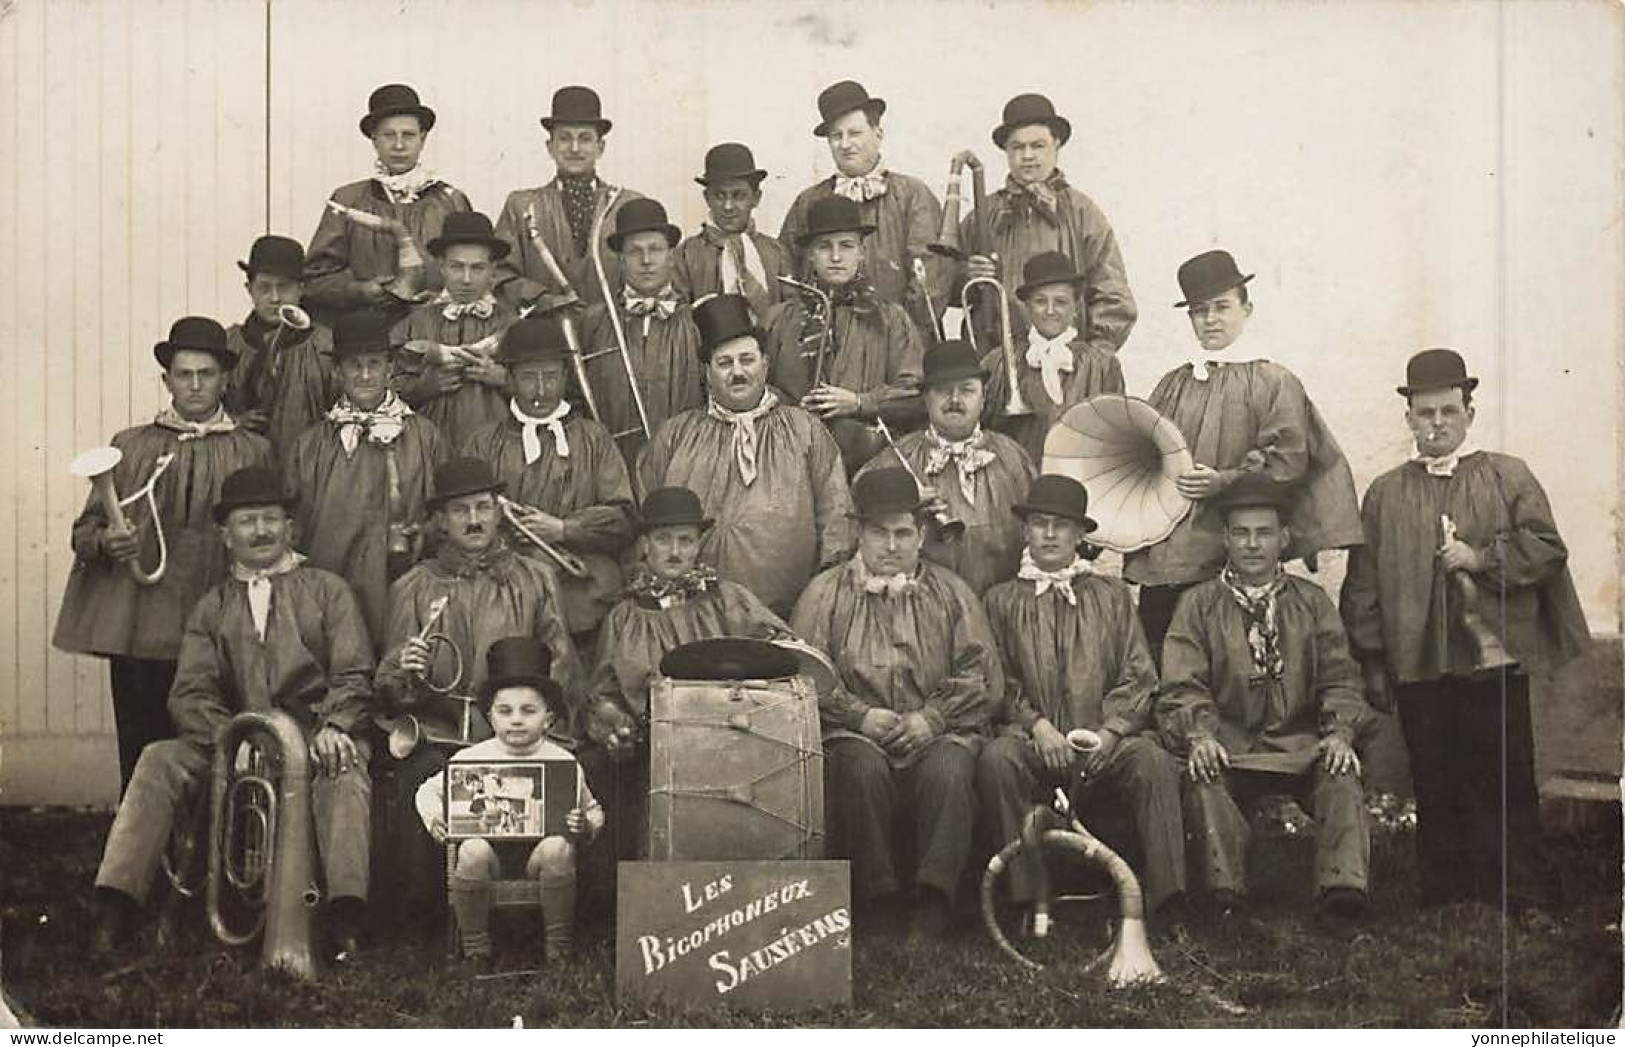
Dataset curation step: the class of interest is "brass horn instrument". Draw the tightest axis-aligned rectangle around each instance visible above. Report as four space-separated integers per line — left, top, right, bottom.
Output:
1440 514 1518 674
585 187 655 452
70 446 176 586
386 595 480 760
962 275 1031 418
872 418 965 542
777 274 833 390
927 149 987 263
325 199 427 303
519 206 610 430
207 709 322 978
497 494 590 579
239 304 313 408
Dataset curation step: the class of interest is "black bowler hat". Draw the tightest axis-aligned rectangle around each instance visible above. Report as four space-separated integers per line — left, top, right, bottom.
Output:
635 486 713 535
607 198 681 252
359 83 436 138
425 211 511 260
495 315 569 366
696 142 767 188
659 637 798 681
237 235 305 281
427 457 505 510
1397 348 1479 397
476 636 564 708
1174 250 1255 308
1015 251 1087 301
540 85 612 135
992 93 1072 150
813 80 887 138
1215 472 1296 519
153 316 236 369
213 466 295 524
1012 474 1097 532
693 294 764 355
796 196 877 247
850 467 926 521
330 309 396 360
921 340 989 389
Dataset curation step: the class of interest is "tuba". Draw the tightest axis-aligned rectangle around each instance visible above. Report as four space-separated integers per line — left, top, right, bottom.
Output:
325 199 427 303
207 709 322 978
69 446 176 586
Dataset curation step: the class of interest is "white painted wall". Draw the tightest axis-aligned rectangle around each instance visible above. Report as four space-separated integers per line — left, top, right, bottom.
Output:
2 0 1619 806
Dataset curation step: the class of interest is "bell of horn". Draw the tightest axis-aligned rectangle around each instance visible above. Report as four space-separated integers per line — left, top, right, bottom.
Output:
387 714 422 760
1043 394 1196 554
1104 916 1164 988
1065 728 1103 754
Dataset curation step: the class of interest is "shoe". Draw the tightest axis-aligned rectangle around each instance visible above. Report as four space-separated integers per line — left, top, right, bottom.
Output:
90 889 138 961
906 889 953 942
328 899 364 963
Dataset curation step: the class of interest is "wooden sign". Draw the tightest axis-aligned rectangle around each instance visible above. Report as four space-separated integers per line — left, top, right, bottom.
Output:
616 861 852 1012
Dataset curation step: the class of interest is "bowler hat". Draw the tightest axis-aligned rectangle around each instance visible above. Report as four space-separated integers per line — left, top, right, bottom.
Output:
427 457 505 510
154 316 236 370
992 93 1072 150
636 486 713 535
1012 474 1097 532
1174 250 1254 308
476 636 564 708
1015 251 1087 301
236 235 306 281
813 80 887 138
330 309 396 360
659 637 799 681
540 85 612 135
359 83 436 138
606 198 681 252
696 142 767 188
1214 472 1295 519
850 467 926 520
212 466 295 524
1397 348 1479 397
495 315 569 366
425 211 511 260
921 339 989 389
796 196 877 247
693 294 764 355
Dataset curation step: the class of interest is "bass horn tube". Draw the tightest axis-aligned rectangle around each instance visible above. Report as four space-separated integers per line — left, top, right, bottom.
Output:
584 187 655 457
519 206 614 439
1440 513 1518 675
325 199 427 303
776 274 834 391
69 446 176 586
962 275 1031 418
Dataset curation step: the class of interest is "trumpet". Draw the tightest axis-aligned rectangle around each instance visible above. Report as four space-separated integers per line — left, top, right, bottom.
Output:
585 188 654 451
497 494 590 579
207 709 322 978
777 274 834 390
69 446 176 586
962 275 1032 417
1440 514 1518 675
325 199 427 303
872 418 965 542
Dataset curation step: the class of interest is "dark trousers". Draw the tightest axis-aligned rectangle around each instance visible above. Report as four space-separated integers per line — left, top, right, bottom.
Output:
370 744 449 932
1396 673 1548 908
1136 583 1196 670
108 657 178 796
572 743 630 923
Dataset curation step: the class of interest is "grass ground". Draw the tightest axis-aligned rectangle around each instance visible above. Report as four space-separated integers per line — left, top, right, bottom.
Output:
1 806 1618 1028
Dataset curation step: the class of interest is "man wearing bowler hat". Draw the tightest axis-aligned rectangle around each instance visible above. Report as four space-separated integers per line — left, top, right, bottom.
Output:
90 466 375 962
791 467 1001 938
284 309 449 648
1124 249 1362 660
55 317 273 792
390 211 521 447
976 474 1186 931
960 94 1136 355
856 339 1035 595
493 86 646 313
305 84 472 327
461 316 636 638
225 235 339 460
673 143 790 319
779 80 950 330
1340 349 1588 912
639 294 854 617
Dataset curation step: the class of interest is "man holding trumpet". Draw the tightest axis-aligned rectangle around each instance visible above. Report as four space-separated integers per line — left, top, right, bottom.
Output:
55 316 272 792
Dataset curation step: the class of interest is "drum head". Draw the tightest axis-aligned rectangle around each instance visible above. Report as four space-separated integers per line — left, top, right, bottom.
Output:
659 637 799 681
772 638 839 700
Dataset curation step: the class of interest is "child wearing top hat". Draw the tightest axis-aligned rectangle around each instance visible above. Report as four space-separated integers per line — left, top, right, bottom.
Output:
416 637 602 970
673 143 790 320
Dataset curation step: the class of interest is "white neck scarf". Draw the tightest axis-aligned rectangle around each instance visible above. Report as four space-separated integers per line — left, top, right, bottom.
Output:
1025 325 1078 405
231 550 305 641
1187 342 1263 382
707 223 768 300
706 389 779 487
923 426 995 505
372 160 441 205
852 554 917 599
1016 547 1091 607
511 398 571 463
327 391 412 458
1413 439 1480 477
833 163 888 203
438 290 496 321
154 404 238 442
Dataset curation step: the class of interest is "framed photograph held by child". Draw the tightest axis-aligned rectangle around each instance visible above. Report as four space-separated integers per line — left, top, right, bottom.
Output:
443 759 580 840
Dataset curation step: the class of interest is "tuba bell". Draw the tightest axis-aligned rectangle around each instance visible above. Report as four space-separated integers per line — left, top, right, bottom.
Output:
69 446 176 586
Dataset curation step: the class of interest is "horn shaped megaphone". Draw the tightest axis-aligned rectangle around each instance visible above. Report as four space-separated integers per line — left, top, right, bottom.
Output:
70 446 175 586
1043 395 1195 554
277 304 311 331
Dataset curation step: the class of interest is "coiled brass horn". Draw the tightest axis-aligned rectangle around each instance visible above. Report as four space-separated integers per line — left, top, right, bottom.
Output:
962 275 1031 418
325 199 427 303
69 446 176 586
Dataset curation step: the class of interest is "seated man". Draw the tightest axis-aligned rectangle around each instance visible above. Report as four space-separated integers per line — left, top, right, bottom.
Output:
791 467 1000 938
672 143 789 319
856 339 1034 595
90 467 375 960
975 475 1185 928
1157 474 1373 924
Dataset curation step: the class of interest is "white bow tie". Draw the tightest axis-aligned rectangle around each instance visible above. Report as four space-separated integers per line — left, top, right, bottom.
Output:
1017 549 1090 606
441 294 496 321
833 169 888 203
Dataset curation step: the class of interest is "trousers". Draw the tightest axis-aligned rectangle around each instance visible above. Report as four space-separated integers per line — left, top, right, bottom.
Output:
107 657 178 795
1135 583 1196 668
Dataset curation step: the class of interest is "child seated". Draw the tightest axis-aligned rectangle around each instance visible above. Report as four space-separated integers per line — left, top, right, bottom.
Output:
416 636 602 970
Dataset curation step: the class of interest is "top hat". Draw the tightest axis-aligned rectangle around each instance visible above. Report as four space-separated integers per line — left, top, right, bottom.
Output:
992 93 1072 150
425 211 511 260
237 235 305 281
813 80 887 138
606 198 681 252
212 465 295 524
636 486 714 535
495 315 569 366
1015 251 1087 301
659 638 799 681
796 196 877 247
475 636 563 707
540 85 612 135
427 457 505 510
154 316 236 370
1174 250 1254 308
921 339 989 389
1012 474 1098 532
1397 348 1479 397
693 294 764 354
850 467 926 520
359 83 436 138
1214 472 1295 519
696 142 767 188
330 309 397 359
